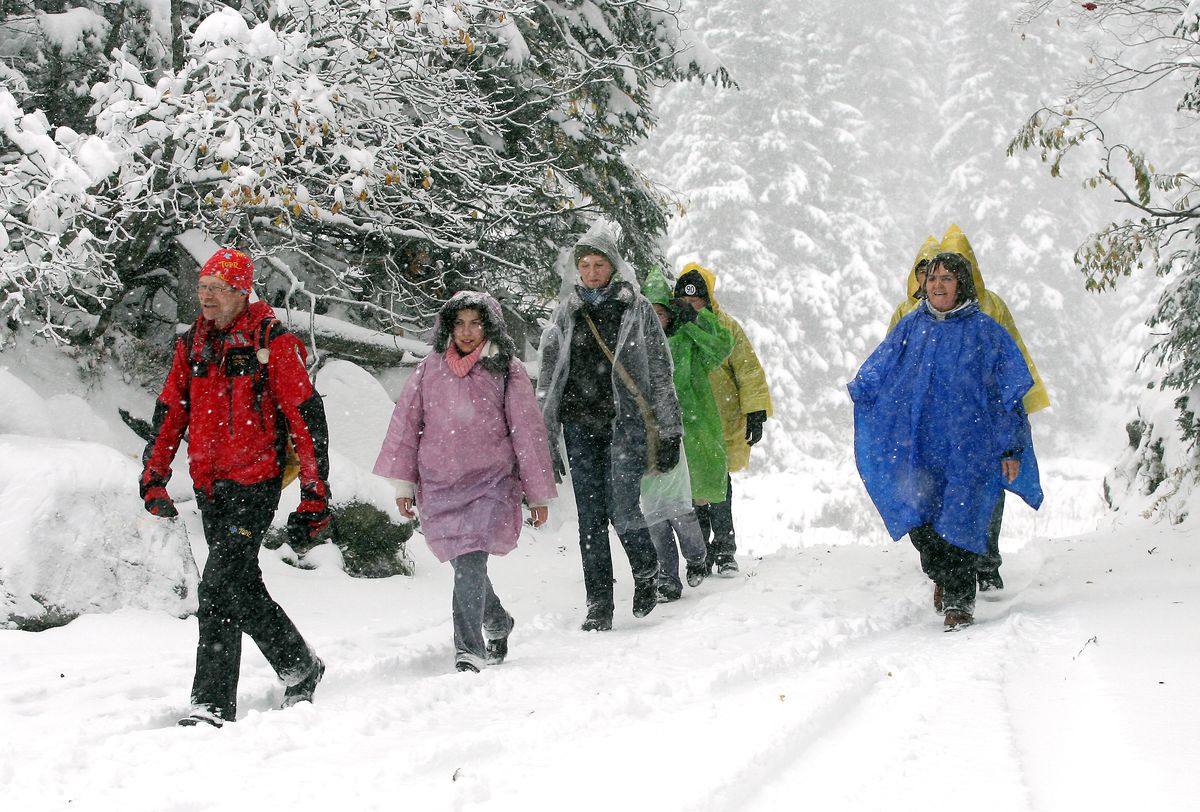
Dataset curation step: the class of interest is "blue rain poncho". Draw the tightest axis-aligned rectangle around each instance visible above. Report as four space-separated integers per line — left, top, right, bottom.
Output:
848 299 1043 554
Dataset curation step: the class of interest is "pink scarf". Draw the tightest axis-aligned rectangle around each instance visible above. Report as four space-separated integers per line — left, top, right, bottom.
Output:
445 340 486 378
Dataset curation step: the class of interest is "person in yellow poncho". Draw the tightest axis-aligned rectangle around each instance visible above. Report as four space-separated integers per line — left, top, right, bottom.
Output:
886 224 1050 592
675 263 773 576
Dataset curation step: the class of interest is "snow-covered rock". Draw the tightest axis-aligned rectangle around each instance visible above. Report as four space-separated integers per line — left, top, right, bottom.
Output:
1103 387 1198 526
0 435 198 630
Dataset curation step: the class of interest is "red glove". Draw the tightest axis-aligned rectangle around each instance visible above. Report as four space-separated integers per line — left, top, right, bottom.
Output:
287 482 332 548
142 485 178 518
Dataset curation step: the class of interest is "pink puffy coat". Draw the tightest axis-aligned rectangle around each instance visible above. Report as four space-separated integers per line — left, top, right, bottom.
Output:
374 348 556 563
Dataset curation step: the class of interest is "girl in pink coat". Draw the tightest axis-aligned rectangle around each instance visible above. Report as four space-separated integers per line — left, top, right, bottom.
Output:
374 291 556 672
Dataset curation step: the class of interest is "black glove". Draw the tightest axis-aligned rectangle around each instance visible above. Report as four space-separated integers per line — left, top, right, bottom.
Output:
287 483 332 550
142 485 178 518
655 434 681 473
287 508 332 552
552 449 567 483
670 298 698 324
744 410 767 446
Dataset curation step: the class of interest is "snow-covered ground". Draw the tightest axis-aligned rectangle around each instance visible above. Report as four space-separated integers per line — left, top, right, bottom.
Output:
2 467 1197 809
2 343 1198 811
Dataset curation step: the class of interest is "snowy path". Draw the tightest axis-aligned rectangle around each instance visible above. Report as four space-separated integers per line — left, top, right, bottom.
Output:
1 514 1197 812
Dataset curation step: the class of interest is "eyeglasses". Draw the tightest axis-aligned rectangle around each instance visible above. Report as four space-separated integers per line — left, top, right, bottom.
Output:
197 282 237 295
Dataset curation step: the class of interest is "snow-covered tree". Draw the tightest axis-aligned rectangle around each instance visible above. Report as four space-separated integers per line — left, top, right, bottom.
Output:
2 0 725 345
1010 0 1200 466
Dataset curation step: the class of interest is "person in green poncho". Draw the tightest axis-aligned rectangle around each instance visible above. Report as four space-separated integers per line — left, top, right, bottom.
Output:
641 268 735 601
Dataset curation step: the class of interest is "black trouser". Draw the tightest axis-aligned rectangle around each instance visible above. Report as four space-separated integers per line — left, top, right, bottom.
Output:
562 421 659 617
192 479 314 719
978 491 1005 575
696 475 736 567
909 524 980 614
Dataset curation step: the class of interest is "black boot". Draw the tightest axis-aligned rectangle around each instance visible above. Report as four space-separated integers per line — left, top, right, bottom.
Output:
581 600 613 632
632 576 658 618
486 616 515 665
281 655 325 709
977 569 1004 592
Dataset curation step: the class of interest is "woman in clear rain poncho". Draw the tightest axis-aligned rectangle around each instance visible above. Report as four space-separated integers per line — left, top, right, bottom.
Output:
537 226 685 631
374 291 556 672
848 252 1043 630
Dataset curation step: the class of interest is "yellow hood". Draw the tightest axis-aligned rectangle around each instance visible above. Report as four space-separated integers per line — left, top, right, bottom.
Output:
940 223 987 295
905 235 941 300
936 224 1052 413
681 262 720 310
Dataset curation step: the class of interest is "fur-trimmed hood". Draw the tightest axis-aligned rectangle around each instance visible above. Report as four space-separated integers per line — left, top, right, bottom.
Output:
431 291 518 373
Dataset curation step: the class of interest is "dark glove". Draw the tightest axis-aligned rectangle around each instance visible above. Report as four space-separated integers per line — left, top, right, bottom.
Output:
744 410 767 446
670 298 698 324
655 434 681 473
143 485 178 518
287 483 332 549
552 450 567 483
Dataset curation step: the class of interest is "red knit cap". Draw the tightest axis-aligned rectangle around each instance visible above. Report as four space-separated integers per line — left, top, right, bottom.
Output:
199 248 254 293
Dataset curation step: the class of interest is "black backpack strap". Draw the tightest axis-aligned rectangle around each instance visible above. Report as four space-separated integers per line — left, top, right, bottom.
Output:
252 318 287 414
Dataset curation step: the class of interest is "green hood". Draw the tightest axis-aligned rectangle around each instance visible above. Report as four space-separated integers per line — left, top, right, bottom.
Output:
641 267 675 309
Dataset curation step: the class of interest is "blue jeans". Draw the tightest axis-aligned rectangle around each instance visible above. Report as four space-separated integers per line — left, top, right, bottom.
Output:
650 512 708 592
449 551 512 666
562 421 659 616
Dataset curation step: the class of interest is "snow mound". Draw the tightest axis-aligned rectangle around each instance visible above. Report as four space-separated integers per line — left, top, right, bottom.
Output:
0 435 198 629
311 359 413 526
1103 387 1198 527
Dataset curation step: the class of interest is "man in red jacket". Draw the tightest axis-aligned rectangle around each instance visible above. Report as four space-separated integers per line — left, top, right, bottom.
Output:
141 248 331 728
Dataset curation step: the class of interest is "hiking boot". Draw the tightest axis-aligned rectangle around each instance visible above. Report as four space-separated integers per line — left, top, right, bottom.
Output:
632 577 658 618
685 561 708 588
456 653 485 673
943 608 974 631
581 603 613 632
933 583 944 614
715 557 739 577
657 583 682 603
485 616 515 665
281 655 325 709
178 704 227 728
977 570 1005 592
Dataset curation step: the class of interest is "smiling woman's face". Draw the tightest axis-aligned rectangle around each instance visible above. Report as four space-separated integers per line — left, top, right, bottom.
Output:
452 308 486 354
924 264 959 312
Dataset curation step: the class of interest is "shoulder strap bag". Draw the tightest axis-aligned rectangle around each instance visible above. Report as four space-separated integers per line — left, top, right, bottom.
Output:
581 312 659 473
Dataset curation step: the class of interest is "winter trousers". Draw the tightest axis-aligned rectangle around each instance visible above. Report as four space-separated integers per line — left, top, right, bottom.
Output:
562 420 660 618
908 524 980 614
192 479 316 720
649 511 708 593
696 475 736 568
449 551 513 669
978 491 1005 576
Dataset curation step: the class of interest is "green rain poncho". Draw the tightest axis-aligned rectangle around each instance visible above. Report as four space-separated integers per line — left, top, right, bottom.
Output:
642 268 734 503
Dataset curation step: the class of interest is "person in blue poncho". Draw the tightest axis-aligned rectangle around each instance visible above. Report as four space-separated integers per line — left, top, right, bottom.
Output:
848 252 1043 629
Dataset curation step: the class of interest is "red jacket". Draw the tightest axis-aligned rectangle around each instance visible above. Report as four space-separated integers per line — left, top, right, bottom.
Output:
141 301 330 502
